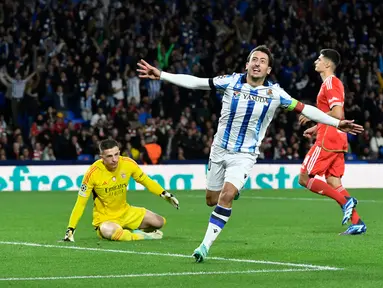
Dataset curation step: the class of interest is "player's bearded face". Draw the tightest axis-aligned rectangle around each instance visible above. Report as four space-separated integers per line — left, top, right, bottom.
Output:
246 51 271 80
101 147 120 170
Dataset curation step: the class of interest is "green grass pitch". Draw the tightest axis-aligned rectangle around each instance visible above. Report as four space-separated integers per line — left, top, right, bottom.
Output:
0 189 382 288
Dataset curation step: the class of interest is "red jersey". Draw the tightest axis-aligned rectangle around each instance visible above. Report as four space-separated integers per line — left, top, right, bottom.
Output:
315 75 348 152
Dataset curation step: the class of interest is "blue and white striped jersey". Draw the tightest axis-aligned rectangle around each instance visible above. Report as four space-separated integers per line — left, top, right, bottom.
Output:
209 73 293 154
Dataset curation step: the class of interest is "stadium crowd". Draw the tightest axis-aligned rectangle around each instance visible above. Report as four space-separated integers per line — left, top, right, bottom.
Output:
0 0 382 163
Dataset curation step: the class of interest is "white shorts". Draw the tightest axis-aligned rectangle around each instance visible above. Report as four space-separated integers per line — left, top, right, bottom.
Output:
206 145 257 191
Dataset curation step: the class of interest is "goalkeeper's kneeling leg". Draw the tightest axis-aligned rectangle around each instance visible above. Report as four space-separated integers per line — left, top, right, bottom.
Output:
99 221 162 241
138 210 166 232
99 221 140 241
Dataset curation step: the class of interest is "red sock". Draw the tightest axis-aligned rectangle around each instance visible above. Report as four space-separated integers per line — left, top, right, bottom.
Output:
335 185 361 225
307 178 347 205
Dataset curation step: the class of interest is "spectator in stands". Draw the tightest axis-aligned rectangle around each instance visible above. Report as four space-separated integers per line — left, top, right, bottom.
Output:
32 142 43 161
90 108 107 127
42 144 56 161
81 88 94 121
53 85 69 115
126 70 141 104
112 72 125 104
1 69 36 126
0 115 7 134
370 130 383 159
142 136 162 165
0 0 381 162
19 148 30 161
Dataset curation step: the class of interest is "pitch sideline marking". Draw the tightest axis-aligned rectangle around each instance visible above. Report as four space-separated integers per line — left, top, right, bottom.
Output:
0 268 333 282
182 194 380 203
0 241 343 271
1 191 380 203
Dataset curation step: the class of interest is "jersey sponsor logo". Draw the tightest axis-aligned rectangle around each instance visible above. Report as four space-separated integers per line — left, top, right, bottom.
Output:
232 91 269 103
104 183 127 196
106 183 127 192
243 93 269 103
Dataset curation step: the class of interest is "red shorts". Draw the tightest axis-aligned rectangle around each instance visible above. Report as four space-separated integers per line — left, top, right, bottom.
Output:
300 144 345 178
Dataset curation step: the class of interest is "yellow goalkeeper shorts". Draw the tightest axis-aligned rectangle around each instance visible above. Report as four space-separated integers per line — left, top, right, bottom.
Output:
95 206 147 238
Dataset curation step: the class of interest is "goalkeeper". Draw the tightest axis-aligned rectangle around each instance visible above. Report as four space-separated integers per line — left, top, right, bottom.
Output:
63 139 179 242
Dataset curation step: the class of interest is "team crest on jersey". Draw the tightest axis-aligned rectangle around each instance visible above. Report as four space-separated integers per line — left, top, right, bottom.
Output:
112 177 116 182
267 89 273 95
233 91 241 98
121 173 126 179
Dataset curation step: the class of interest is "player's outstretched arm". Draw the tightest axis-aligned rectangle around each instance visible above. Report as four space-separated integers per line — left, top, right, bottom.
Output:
287 99 364 135
63 196 89 242
137 59 211 90
131 162 179 209
139 173 179 209
62 170 95 242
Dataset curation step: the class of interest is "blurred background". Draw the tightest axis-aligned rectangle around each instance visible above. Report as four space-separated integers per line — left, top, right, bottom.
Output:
0 0 382 165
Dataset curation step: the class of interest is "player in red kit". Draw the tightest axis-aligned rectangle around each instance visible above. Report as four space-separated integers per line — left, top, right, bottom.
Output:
298 49 366 235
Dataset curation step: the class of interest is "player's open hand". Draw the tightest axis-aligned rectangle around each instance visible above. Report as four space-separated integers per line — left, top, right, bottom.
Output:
338 120 364 135
161 191 179 209
303 125 317 139
137 59 161 80
299 115 310 125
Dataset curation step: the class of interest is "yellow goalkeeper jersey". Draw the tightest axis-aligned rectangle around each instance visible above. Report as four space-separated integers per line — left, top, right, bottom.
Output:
67 156 164 228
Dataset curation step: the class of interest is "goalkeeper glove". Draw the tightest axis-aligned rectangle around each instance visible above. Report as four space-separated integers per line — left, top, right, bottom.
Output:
63 227 75 242
161 191 179 209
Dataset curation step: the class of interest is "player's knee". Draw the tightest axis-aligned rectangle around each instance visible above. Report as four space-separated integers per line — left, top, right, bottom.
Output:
326 181 336 188
156 215 165 228
99 222 119 239
149 213 165 229
326 177 341 188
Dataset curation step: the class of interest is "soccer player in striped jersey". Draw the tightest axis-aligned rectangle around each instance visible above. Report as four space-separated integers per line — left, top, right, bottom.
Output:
137 45 364 262
298 49 366 235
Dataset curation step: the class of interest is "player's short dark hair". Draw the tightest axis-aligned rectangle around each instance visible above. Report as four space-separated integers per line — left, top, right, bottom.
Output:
320 49 341 68
99 139 119 152
247 45 274 68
